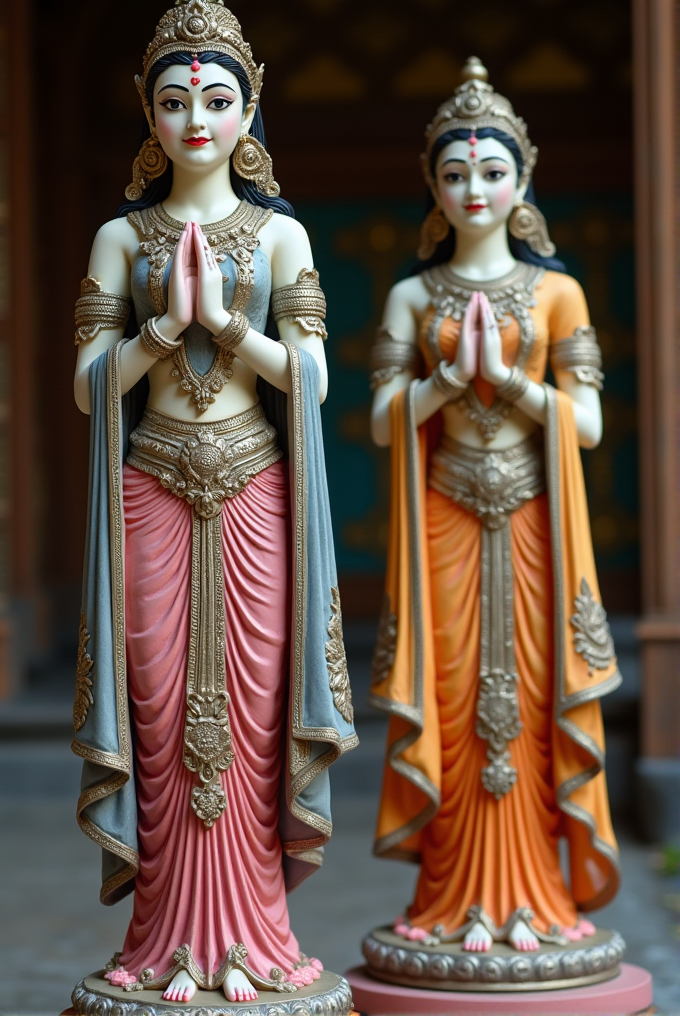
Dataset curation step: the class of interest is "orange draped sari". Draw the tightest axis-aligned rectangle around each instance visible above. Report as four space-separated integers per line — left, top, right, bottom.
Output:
371 270 620 935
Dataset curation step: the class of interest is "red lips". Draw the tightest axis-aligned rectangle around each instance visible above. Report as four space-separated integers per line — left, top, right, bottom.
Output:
183 137 212 146
464 203 487 212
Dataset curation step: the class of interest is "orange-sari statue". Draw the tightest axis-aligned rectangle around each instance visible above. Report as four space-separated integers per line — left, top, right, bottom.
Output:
365 59 622 983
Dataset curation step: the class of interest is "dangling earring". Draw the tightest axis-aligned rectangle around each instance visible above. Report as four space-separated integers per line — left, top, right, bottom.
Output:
125 134 168 202
508 201 556 257
417 206 450 260
232 134 280 197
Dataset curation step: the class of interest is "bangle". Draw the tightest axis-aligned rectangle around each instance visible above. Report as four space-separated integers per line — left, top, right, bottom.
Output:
139 316 183 360
496 365 530 403
214 311 250 350
431 360 469 401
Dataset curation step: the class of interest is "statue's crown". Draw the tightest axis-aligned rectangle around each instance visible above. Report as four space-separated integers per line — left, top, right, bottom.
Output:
422 56 537 184
139 0 263 100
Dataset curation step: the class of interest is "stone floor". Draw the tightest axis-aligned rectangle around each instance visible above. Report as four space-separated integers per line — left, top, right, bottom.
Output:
1 723 679 1015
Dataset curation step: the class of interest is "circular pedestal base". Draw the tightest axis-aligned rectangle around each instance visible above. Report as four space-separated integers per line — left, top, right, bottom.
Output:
347 963 653 1015
72 971 354 1016
363 925 624 991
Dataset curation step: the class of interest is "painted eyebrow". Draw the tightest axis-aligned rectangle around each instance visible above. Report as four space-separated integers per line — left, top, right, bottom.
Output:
157 84 189 95
202 83 236 93
441 156 511 167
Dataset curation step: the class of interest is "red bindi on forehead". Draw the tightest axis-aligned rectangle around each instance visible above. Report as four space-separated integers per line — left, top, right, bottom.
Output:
469 132 478 159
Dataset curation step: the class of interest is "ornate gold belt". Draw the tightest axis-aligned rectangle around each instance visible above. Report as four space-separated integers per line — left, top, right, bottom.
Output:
127 403 282 520
429 432 545 529
126 404 282 829
428 434 545 801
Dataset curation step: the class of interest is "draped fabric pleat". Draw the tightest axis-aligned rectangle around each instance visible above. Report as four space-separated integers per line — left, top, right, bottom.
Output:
408 489 578 934
119 461 301 980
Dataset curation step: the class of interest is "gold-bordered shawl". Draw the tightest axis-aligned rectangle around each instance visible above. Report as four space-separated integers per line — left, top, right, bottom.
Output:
73 340 358 904
370 382 621 911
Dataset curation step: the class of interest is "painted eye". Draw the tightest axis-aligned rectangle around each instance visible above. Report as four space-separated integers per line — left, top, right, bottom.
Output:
485 169 507 181
160 98 186 111
207 97 232 110
443 172 464 183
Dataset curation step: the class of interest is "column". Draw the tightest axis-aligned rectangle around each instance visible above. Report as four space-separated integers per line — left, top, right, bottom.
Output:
632 0 680 839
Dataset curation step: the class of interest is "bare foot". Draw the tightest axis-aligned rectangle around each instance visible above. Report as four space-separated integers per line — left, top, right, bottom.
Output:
162 971 197 1003
563 916 596 941
224 968 258 1003
508 919 539 952
463 921 492 952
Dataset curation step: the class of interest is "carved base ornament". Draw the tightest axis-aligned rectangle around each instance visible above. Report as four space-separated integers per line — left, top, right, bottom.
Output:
362 923 625 992
72 969 354 1016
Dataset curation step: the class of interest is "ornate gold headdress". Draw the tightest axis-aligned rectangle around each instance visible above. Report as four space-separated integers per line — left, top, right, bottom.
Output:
418 55 555 262
421 56 537 187
126 0 279 201
138 0 263 100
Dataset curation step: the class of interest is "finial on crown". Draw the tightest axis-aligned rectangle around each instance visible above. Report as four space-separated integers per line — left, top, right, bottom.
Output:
421 54 537 187
461 56 488 83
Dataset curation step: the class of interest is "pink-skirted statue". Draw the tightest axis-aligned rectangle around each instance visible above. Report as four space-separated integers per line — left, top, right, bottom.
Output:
70 3 356 1013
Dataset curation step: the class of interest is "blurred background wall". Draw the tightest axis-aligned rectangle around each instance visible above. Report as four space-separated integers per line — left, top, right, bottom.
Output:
0 0 677 832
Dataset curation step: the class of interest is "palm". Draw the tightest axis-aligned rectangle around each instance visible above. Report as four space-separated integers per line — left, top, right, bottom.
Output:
456 290 480 381
167 224 196 332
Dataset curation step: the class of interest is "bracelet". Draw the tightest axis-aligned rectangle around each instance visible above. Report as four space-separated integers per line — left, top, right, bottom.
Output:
495 365 530 403
431 360 469 401
213 311 250 350
139 316 183 360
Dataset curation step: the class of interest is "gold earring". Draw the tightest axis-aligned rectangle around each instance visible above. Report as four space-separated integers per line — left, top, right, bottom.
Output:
417 206 450 260
232 135 280 197
508 201 556 257
125 134 168 201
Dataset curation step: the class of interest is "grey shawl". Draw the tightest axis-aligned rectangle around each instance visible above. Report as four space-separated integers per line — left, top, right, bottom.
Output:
72 341 357 904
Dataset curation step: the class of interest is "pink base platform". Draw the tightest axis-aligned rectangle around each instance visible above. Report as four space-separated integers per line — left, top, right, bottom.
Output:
346 963 653 1015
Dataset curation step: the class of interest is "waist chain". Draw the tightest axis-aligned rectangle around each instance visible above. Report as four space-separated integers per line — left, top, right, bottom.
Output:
127 403 282 521
126 403 282 830
429 433 546 801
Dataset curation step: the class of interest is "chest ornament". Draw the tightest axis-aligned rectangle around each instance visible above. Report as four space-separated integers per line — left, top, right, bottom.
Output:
128 201 272 412
423 262 544 441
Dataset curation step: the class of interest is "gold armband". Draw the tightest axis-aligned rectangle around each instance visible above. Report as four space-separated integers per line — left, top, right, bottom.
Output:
271 268 327 339
550 325 604 390
369 326 421 389
74 277 131 345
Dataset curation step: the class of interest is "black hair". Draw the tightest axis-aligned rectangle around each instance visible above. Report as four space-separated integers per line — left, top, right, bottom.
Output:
116 51 294 219
413 127 564 274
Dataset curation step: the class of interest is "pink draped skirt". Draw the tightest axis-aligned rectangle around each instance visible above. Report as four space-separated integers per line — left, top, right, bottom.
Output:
118 461 301 981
